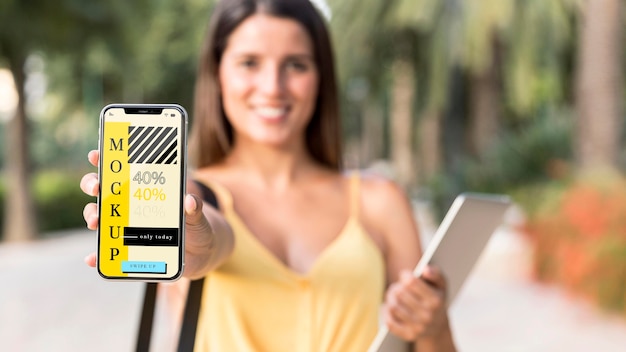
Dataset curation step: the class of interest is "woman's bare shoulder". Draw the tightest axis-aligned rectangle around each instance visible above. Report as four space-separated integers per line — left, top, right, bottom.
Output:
355 170 409 209
188 164 230 193
355 170 422 277
191 163 231 181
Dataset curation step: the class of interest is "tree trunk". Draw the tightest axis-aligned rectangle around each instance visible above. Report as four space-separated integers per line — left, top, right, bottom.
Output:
3 51 37 242
575 0 623 170
442 66 467 176
390 58 416 190
418 109 442 182
360 98 384 164
468 36 501 158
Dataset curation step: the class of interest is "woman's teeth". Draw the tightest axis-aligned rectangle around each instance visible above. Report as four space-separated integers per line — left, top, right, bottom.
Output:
256 106 286 118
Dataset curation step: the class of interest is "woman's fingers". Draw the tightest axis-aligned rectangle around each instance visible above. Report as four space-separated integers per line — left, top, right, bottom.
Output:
385 308 425 341
421 265 447 292
387 273 421 322
384 268 447 341
83 203 98 230
183 194 215 250
84 252 97 267
81 151 101 196
80 173 99 197
184 193 203 220
88 150 99 167
83 150 100 268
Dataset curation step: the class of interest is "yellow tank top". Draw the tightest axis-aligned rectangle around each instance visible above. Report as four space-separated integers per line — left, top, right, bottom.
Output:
194 174 385 352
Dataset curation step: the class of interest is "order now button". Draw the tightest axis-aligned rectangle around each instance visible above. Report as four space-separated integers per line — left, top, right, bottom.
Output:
122 261 167 274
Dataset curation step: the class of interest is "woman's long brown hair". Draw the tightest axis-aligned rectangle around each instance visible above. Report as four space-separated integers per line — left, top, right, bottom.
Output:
189 0 342 170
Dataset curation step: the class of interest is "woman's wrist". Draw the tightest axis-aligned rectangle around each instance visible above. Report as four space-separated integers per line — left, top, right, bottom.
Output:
184 229 217 279
184 214 235 280
413 317 457 352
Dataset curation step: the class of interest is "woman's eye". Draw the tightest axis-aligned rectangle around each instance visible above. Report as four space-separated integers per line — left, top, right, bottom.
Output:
239 59 258 69
285 60 308 72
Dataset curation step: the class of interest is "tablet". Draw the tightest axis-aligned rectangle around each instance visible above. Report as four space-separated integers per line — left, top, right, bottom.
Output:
368 193 512 352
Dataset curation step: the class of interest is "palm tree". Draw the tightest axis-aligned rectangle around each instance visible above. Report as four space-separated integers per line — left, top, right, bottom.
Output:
575 0 623 170
1 47 37 242
330 0 581 191
331 0 434 189
0 0 158 241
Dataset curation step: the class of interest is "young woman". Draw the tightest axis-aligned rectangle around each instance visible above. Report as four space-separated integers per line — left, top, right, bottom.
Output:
81 0 457 350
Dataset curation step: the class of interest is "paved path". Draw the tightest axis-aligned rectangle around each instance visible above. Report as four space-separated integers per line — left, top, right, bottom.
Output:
0 230 143 352
2 223 626 351
450 228 626 351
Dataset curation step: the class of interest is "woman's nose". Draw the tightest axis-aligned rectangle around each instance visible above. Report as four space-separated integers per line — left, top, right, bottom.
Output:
256 64 285 97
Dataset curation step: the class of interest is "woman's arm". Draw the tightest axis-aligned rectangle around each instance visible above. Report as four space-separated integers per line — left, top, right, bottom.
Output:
360 175 456 352
385 267 456 352
80 150 235 279
183 180 235 279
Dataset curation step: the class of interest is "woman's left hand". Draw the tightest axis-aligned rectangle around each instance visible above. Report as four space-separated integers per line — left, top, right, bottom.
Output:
383 265 448 341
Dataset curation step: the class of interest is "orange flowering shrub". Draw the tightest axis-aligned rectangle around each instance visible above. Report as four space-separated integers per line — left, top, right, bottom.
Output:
523 172 626 314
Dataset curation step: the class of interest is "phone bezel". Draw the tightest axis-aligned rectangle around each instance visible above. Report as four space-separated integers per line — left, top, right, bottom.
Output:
96 103 188 282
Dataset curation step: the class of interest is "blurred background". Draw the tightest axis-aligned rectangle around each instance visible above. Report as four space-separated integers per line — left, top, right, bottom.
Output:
2 0 626 351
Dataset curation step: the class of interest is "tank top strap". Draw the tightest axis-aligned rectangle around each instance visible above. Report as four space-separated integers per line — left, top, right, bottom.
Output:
193 178 234 212
348 171 360 218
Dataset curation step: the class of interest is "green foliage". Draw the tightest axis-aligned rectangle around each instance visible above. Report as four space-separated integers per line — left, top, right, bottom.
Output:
502 0 578 116
0 0 605 244
30 112 96 170
0 178 4 239
33 170 93 234
0 170 93 240
465 110 573 190
34 0 214 168
0 122 4 168
37 0 214 115
426 109 574 219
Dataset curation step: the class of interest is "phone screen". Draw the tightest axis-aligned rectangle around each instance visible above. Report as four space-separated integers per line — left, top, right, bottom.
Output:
97 104 187 281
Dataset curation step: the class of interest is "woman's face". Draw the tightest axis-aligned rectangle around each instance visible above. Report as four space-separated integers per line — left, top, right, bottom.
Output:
218 14 319 149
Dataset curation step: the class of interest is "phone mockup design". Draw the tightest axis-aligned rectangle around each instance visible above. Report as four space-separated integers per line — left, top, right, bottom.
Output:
97 104 187 281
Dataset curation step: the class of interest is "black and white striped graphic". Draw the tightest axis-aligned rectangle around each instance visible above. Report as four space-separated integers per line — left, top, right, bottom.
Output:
128 126 178 164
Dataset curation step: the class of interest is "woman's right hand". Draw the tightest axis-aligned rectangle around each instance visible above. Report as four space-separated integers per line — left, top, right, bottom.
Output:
79 150 101 266
79 150 235 278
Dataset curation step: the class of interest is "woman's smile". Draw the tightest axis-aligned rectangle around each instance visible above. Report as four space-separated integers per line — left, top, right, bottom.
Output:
252 105 290 122
219 13 319 147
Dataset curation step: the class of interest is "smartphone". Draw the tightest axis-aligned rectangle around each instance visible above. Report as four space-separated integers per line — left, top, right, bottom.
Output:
97 104 187 281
